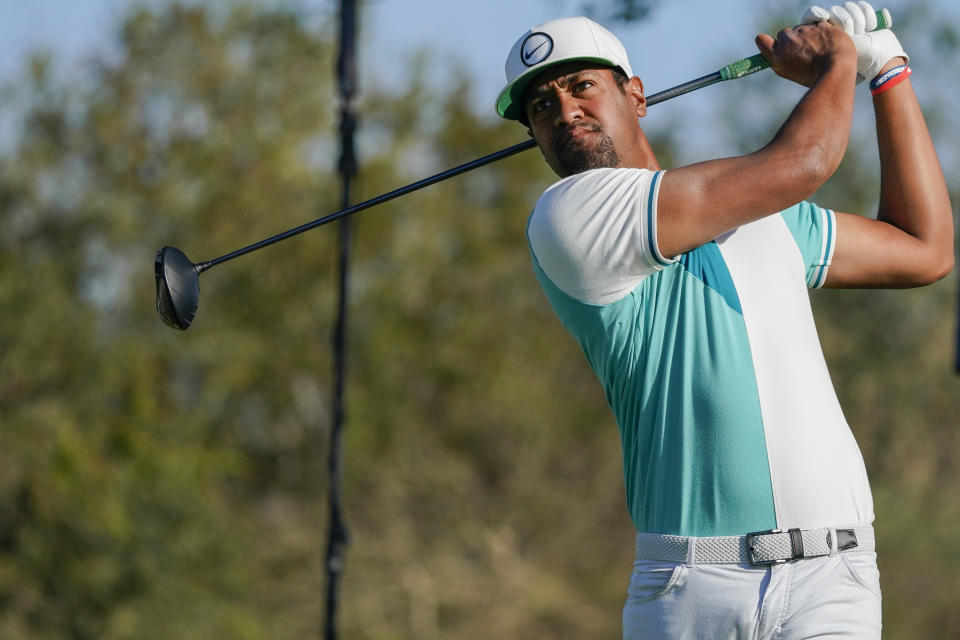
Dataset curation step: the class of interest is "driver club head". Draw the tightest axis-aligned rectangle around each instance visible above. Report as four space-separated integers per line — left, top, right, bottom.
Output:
155 246 201 330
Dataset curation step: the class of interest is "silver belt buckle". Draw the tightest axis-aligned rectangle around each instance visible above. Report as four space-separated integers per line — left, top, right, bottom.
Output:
746 528 788 566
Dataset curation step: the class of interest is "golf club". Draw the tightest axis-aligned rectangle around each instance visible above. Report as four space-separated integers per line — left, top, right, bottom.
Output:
156 9 891 330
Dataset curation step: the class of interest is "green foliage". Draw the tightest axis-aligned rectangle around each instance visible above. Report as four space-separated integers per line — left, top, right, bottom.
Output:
1 1 958 638
1 3 628 637
1 5 339 638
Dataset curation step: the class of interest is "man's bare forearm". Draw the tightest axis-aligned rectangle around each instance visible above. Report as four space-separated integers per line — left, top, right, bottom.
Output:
874 62 954 282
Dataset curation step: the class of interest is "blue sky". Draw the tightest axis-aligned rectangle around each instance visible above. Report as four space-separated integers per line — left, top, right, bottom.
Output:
362 0 769 112
5 1 960 98
2 0 959 165
0 0 826 158
0 1 735 157
0 0 847 112
5 1 959 107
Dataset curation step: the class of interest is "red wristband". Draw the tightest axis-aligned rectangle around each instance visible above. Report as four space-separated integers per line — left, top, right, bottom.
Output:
870 66 912 96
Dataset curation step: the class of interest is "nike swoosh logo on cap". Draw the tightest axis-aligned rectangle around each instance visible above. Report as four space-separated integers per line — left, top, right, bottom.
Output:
524 41 548 62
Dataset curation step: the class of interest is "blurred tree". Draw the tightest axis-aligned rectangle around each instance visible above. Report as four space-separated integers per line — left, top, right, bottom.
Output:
0 2 641 638
0 4 343 638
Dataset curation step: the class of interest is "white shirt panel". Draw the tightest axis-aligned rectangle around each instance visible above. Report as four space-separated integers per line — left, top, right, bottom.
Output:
528 168 674 305
717 217 874 529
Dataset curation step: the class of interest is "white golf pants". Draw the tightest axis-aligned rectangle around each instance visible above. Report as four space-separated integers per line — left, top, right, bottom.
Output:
622 548 882 639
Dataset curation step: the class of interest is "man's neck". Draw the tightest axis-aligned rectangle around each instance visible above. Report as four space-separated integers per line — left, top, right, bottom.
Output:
621 130 661 171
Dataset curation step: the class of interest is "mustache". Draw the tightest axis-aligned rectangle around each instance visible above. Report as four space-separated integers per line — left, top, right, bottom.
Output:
553 122 604 150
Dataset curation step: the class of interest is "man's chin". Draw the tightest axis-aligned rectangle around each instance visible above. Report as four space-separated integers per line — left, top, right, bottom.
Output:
558 152 619 176
554 136 620 176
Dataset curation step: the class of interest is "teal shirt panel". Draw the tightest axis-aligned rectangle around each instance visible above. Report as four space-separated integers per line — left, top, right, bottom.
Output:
780 201 835 288
530 240 778 537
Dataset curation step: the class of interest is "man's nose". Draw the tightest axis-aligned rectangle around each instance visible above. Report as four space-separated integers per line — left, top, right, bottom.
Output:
553 93 583 127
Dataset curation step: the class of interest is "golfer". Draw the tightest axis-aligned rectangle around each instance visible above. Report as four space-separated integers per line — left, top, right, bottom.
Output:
496 3 952 638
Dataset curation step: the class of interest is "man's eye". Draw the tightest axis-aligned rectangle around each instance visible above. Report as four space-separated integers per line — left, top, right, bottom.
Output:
574 80 594 92
531 99 551 113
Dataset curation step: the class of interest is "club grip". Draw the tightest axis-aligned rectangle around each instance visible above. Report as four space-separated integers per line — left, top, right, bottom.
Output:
720 8 892 81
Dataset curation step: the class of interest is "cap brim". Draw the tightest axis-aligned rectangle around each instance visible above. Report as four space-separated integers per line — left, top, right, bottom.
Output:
496 56 622 120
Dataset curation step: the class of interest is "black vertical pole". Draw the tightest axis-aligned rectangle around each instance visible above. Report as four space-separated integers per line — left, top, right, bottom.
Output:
325 1 357 638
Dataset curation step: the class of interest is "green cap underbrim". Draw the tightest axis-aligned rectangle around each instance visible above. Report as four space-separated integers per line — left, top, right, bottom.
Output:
495 56 619 121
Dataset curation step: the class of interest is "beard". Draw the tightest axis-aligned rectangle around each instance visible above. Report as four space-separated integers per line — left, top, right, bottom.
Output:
554 123 620 176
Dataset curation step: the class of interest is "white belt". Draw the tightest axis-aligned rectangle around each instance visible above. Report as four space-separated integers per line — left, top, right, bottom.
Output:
634 525 875 567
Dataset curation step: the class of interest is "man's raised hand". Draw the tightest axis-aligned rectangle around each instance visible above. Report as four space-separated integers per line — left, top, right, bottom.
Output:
801 2 908 83
755 20 857 88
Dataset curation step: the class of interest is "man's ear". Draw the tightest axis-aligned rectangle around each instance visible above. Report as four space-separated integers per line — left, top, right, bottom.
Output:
628 76 647 118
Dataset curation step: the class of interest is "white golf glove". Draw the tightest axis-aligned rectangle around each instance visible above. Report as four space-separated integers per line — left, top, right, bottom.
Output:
801 2 909 83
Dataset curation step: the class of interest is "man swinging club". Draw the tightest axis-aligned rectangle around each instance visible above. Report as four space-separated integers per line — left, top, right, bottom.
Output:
496 3 953 638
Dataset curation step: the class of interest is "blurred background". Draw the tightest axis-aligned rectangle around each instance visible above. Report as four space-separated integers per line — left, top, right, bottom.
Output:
1 0 957 638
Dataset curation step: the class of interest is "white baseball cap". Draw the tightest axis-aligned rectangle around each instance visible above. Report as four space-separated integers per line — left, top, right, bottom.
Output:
496 16 634 121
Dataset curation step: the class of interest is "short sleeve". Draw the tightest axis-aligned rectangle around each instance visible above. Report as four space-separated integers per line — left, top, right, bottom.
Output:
527 167 675 305
779 201 837 289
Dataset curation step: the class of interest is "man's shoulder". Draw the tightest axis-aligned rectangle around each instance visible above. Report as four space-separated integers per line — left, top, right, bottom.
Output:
527 167 670 306
534 167 659 216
